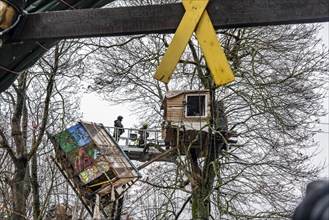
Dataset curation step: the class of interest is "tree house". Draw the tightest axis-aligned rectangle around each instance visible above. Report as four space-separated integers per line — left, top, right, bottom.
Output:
161 90 237 157
48 121 141 216
161 90 211 156
162 90 211 129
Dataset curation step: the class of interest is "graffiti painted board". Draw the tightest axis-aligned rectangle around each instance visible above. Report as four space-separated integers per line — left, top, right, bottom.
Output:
79 159 112 184
66 142 102 173
52 121 141 190
54 124 91 153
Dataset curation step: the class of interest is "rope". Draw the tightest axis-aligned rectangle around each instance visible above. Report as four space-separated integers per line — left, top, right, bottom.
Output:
0 65 19 74
59 0 76 10
35 41 50 51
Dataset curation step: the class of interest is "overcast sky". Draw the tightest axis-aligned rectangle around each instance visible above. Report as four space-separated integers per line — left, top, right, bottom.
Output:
313 22 328 178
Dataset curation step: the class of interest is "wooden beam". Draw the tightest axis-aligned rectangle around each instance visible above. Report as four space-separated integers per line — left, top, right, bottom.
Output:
137 147 177 170
16 0 329 41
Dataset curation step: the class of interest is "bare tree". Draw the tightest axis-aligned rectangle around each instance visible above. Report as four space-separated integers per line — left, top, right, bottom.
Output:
0 40 86 219
85 17 328 219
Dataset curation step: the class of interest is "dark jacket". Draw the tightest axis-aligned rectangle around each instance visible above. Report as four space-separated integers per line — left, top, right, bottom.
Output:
114 119 124 134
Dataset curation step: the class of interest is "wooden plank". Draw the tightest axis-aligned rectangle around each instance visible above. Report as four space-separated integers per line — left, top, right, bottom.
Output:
167 109 183 121
137 147 177 170
168 95 184 106
153 0 209 83
184 118 208 123
194 9 235 86
15 0 329 41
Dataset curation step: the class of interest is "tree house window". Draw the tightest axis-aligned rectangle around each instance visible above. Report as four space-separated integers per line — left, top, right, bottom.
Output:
185 95 207 117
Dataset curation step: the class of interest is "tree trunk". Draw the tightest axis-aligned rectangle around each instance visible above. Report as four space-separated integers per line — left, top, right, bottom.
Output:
32 153 41 220
190 87 219 220
191 181 211 219
10 72 31 220
12 157 31 220
190 147 212 219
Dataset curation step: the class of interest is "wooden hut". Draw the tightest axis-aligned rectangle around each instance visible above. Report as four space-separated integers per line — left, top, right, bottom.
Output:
49 121 141 216
161 90 210 129
161 90 211 156
161 90 237 157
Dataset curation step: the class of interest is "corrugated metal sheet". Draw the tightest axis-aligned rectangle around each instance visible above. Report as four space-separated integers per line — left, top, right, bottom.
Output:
0 0 115 93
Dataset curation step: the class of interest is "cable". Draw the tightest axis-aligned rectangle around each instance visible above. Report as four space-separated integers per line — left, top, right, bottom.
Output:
0 65 19 74
59 0 76 10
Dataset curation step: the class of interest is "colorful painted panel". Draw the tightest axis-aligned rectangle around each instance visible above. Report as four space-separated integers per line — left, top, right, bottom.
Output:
79 159 111 184
66 142 103 173
53 121 141 189
73 148 94 172
67 124 91 147
54 130 78 153
54 124 92 153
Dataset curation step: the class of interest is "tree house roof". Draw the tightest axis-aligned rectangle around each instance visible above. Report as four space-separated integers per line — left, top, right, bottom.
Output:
161 90 210 109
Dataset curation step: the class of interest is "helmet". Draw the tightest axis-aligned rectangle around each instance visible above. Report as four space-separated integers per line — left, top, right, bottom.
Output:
118 116 123 120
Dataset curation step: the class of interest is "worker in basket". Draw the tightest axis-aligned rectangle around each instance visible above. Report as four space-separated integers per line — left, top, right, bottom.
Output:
136 123 149 147
113 115 124 141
